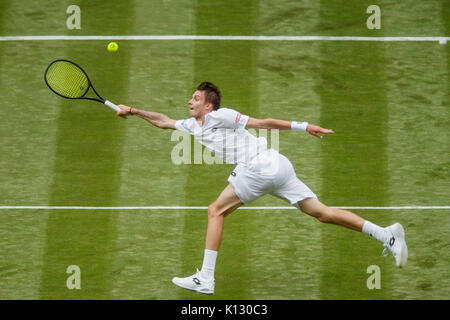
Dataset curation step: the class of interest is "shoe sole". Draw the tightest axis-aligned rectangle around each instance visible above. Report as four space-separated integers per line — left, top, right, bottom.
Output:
172 278 214 295
393 223 408 267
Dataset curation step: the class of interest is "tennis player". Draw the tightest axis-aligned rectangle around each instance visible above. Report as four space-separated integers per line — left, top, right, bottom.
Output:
117 82 408 295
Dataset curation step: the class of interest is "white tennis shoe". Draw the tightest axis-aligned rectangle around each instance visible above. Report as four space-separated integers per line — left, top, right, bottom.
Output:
382 223 408 267
172 269 215 295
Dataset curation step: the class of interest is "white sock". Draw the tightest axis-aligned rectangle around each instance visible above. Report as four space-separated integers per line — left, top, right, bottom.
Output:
200 249 218 281
362 221 387 243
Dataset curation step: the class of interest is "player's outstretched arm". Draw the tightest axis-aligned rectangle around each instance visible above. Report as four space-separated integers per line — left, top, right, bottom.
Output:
117 104 176 130
246 117 334 139
304 124 334 139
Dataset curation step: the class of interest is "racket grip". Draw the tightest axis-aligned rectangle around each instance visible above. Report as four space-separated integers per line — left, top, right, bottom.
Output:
104 100 120 112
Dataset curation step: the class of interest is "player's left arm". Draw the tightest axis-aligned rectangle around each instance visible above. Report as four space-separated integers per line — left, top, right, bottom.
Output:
246 117 334 139
117 104 176 129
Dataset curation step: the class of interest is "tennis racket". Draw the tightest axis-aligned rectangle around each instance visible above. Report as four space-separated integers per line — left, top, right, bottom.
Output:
44 59 120 112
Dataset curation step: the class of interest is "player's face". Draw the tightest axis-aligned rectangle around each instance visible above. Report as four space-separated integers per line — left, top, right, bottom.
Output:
188 90 211 118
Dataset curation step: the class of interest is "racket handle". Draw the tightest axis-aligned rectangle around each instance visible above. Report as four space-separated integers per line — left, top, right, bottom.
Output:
104 100 120 112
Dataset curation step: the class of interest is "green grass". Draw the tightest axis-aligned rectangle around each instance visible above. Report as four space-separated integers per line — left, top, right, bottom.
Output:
0 0 449 300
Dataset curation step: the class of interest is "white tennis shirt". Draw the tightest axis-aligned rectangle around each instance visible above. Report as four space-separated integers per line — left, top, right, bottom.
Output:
175 108 268 164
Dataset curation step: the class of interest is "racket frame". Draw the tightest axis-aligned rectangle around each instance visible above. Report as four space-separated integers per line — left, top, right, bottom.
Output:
44 59 119 112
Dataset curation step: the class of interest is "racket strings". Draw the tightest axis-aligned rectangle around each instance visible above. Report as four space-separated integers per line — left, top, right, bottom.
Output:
45 61 89 98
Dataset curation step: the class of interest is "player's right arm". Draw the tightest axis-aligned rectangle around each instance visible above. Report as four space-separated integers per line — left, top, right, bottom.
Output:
246 117 334 139
117 104 176 130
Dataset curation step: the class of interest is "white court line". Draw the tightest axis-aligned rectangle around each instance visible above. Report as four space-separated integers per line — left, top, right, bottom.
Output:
0 34 447 212
0 35 448 43
0 34 447 210
0 206 449 210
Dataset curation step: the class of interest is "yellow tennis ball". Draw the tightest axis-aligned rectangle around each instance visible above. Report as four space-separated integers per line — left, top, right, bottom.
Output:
107 42 118 52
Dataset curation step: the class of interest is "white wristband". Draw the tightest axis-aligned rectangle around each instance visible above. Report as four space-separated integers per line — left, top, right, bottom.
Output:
291 121 308 131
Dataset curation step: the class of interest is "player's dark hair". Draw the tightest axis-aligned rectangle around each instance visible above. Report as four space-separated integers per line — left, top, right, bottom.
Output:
197 82 221 110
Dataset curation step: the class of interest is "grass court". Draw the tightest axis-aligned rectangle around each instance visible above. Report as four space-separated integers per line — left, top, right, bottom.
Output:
0 0 449 300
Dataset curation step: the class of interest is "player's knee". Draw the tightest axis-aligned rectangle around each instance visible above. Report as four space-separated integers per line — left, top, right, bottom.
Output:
317 214 331 223
316 209 334 224
207 203 223 219
300 200 335 224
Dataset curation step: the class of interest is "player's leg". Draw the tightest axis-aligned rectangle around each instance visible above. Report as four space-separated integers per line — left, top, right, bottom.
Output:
297 197 366 232
205 183 244 251
172 184 243 294
200 184 243 283
298 197 407 267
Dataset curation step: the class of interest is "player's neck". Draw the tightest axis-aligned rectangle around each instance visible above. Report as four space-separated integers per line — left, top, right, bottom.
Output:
195 110 212 127
194 114 205 127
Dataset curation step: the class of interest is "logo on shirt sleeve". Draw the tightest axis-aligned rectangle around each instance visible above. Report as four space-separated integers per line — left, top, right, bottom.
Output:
235 113 241 123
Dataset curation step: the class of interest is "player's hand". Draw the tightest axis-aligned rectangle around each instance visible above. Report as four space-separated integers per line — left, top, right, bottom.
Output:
117 104 132 119
306 124 334 139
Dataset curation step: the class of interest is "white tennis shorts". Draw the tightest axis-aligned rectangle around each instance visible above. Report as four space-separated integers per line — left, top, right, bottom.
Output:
228 149 317 206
